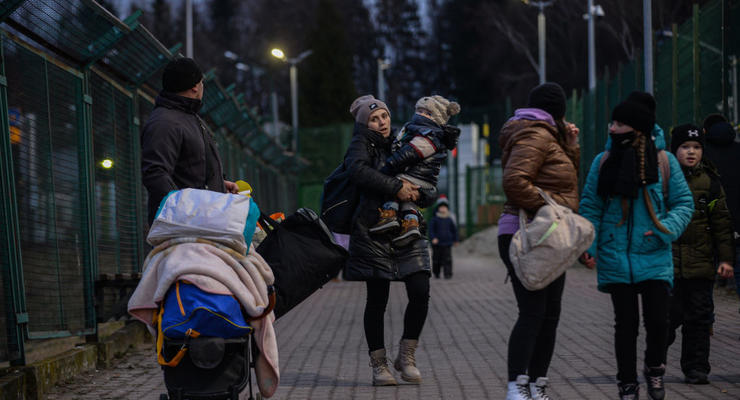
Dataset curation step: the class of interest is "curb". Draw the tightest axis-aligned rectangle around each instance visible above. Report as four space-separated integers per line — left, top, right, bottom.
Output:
0 322 151 399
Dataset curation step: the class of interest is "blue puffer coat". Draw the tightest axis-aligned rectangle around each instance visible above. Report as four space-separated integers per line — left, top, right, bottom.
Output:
579 125 694 292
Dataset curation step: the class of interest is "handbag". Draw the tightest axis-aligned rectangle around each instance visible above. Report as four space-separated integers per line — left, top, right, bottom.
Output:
509 187 595 291
256 208 349 318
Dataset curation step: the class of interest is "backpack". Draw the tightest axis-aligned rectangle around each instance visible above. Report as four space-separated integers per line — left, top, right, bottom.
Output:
320 159 360 234
599 150 671 199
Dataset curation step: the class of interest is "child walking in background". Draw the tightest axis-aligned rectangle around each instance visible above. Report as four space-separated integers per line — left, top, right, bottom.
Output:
666 124 735 385
428 196 458 279
370 95 461 247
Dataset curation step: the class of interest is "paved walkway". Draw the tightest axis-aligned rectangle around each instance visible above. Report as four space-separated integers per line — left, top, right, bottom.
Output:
48 245 740 399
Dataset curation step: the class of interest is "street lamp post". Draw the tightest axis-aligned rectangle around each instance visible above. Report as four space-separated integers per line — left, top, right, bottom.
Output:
643 0 653 93
377 58 391 100
523 1 554 84
583 1 605 91
271 48 313 153
185 0 193 57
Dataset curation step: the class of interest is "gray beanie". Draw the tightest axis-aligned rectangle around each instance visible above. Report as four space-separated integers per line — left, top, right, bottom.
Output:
349 95 390 125
415 95 461 126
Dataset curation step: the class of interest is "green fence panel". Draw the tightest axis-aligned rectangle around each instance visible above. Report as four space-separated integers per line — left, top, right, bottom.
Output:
675 19 695 125
654 37 674 131
90 72 139 276
3 37 90 338
698 0 723 120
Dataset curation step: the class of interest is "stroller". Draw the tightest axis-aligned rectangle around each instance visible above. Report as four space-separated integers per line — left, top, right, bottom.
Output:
158 285 275 400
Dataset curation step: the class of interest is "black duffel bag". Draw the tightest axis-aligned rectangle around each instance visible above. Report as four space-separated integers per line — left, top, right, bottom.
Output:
256 208 349 318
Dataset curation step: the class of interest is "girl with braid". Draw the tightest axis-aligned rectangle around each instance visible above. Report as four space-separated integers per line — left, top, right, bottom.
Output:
579 98 694 400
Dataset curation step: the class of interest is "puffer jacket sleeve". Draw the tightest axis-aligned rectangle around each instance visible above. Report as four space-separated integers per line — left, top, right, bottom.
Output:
652 153 694 244
709 184 735 263
345 134 403 197
578 153 606 256
502 128 549 211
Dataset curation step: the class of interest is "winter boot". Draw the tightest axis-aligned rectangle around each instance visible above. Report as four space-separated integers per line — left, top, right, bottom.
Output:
369 349 397 386
394 339 422 383
529 377 552 400
506 375 532 400
684 369 709 385
369 208 400 234
392 218 421 247
618 382 640 400
644 364 665 399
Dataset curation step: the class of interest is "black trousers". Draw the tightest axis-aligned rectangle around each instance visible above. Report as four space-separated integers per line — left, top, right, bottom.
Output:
608 280 670 384
432 245 453 278
364 272 430 353
499 234 566 381
666 278 714 375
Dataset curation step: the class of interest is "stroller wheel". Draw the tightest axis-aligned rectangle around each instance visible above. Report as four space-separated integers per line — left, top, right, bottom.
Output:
159 395 168 400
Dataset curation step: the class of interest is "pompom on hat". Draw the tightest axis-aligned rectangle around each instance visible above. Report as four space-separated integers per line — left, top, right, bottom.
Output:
415 95 461 126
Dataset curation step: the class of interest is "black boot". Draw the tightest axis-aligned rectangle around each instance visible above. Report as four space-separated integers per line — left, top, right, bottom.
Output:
618 382 640 400
643 365 665 400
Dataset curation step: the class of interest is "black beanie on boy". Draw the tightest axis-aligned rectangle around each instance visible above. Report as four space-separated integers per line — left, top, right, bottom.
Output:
670 123 704 153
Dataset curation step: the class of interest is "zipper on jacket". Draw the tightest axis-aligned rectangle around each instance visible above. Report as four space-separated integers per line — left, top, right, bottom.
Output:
322 199 348 216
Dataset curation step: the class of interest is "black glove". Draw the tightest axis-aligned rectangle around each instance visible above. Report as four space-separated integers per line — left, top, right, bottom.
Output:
442 125 461 150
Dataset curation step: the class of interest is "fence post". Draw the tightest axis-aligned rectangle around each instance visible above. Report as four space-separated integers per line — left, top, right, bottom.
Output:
0 31 27 366
693 3 701 122
672 23 679 129
131 95 145 270
78 70 98 331
465 165 472 238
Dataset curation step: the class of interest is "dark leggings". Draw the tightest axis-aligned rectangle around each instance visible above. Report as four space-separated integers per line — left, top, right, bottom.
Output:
499 234 566 382
609 280 670 383
364 272 430 353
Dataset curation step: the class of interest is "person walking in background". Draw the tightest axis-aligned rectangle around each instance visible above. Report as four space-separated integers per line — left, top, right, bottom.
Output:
702 114 740 304
498 82 581 400
341 95 434 387
579 97 694 400
665 123 735 385
428 196 458 279
141 57 239 225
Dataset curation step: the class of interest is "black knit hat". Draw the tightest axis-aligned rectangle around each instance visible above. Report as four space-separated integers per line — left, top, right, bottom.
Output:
670 123 704 153
527 82 567 120
162 58 203 93
611 100 655 135
626 91 657 114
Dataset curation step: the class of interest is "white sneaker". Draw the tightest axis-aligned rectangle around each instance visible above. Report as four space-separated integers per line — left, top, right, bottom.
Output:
530 377 552 400
506 375 533 400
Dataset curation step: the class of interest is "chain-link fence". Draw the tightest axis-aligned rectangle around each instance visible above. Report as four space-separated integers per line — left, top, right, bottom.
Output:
0 0 304 365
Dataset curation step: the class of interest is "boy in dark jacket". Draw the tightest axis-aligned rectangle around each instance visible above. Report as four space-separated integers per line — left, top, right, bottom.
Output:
370 95 461 247
666 124 735 385
428 197 458 279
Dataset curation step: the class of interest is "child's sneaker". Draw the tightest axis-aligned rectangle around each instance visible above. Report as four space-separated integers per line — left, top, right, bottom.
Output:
370 208 400 233
392 218 421 247
618 382 640 400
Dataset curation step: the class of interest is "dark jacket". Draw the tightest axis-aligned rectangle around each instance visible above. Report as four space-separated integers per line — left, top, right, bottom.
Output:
704 127 740 243
141 92 226 224
499 109 580 218
382 114 459 187
672 163 735 280
428 212 458 247
343 124 432 281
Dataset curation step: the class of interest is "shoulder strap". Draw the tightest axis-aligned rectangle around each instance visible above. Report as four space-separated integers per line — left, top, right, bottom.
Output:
657 150 670 199
598 150 610 171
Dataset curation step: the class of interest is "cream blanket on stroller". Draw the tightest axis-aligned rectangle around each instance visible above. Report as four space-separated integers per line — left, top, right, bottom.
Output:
128 237 279 398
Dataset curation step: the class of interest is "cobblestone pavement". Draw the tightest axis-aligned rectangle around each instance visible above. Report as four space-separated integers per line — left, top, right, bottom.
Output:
48 247 740 399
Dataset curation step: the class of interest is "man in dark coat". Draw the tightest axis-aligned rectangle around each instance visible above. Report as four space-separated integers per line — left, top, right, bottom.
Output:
141 58 238 225
702 114 740 301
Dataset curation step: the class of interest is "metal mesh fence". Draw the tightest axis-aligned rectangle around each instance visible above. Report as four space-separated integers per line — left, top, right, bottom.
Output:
0 0 305 364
